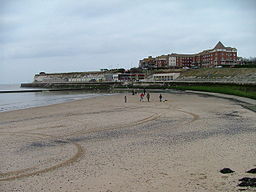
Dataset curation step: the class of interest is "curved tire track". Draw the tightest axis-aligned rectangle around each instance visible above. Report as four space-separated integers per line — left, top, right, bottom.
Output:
0 112 161 181
0 132 84 182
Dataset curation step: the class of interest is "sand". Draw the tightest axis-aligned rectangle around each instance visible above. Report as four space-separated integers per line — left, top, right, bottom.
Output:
0 92 255 192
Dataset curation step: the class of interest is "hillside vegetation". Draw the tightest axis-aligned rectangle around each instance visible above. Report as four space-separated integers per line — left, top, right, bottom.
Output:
176 68 256 83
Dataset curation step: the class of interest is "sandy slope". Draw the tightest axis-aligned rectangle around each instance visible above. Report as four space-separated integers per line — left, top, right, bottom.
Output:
0 92 255 192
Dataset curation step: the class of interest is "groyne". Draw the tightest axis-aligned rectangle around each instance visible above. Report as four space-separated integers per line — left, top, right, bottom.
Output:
0 88 94 94
21 82 122 90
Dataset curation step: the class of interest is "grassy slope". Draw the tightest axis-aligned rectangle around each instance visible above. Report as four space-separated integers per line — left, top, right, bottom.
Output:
169 68 256 99
178 68 256 78
173 85 256 100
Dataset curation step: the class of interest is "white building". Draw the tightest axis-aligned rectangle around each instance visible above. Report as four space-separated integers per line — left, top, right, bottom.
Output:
153 73 180 81
112 73 121 82
168 56 177 67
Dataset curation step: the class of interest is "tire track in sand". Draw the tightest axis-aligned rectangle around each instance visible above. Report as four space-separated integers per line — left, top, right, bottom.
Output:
177 109 200 123
61 112 161 138
0 112 161 181
0 104 199 181
0 132 83 182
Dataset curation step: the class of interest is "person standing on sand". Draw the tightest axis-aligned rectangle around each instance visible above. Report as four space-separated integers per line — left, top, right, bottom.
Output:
159 94 162 102
124 95 127 103
146 92 150 102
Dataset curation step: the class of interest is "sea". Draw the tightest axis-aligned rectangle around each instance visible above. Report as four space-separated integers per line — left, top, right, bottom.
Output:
0 84 109 112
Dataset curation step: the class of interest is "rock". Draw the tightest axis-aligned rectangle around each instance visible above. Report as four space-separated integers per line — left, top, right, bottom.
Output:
247 168 256 174
220 168 234 174
238 177 256 187
239 177 252 182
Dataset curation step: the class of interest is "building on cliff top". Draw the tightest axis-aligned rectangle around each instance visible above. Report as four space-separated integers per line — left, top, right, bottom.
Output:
139 41 237 69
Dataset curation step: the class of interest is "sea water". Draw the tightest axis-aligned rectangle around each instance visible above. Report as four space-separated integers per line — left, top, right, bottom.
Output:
0 84 108 112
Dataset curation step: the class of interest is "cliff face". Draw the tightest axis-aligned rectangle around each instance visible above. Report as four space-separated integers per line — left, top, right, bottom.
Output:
32 68 256 84
34 72 112 83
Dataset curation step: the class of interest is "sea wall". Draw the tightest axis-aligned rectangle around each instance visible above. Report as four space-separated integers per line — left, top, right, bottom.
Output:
21 81 256 89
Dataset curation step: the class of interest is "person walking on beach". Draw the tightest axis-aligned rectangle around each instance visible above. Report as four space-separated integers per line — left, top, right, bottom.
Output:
140 93 144 102
124 95 127 103
146 92 150 102
159 94 162 102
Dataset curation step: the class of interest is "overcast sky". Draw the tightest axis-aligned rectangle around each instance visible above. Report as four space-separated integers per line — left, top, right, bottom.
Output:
1 0 256 83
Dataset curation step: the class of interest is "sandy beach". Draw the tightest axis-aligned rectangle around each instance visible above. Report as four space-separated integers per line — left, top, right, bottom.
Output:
0 92 255 192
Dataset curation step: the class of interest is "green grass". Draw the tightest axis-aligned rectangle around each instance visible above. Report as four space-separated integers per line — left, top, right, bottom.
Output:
116 83 256 100
173 85 256 100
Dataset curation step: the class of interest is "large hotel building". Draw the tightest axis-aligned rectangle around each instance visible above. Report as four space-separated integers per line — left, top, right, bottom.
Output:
139 42 238 69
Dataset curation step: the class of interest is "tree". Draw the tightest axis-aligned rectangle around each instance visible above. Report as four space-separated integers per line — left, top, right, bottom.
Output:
129 67 143 73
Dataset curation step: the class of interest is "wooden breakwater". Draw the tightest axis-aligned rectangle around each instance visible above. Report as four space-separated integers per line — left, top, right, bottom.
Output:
0 88 96 94
21 82 122 90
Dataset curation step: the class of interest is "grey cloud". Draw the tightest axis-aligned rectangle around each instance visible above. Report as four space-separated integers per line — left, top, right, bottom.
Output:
0 0 256 83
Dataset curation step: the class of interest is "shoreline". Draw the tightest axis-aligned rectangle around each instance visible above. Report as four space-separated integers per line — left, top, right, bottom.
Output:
0 91 113 113
1 88 255 114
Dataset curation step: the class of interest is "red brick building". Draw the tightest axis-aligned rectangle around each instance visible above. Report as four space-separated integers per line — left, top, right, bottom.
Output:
156 55 169 68
198 41 237 67
139 42 238 69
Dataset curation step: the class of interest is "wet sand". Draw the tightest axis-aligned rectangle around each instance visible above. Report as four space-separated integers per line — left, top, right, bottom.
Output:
0 92 255 192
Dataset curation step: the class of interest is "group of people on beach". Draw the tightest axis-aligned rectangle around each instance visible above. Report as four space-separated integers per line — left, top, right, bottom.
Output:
125 89 166 103
139 92 150 102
